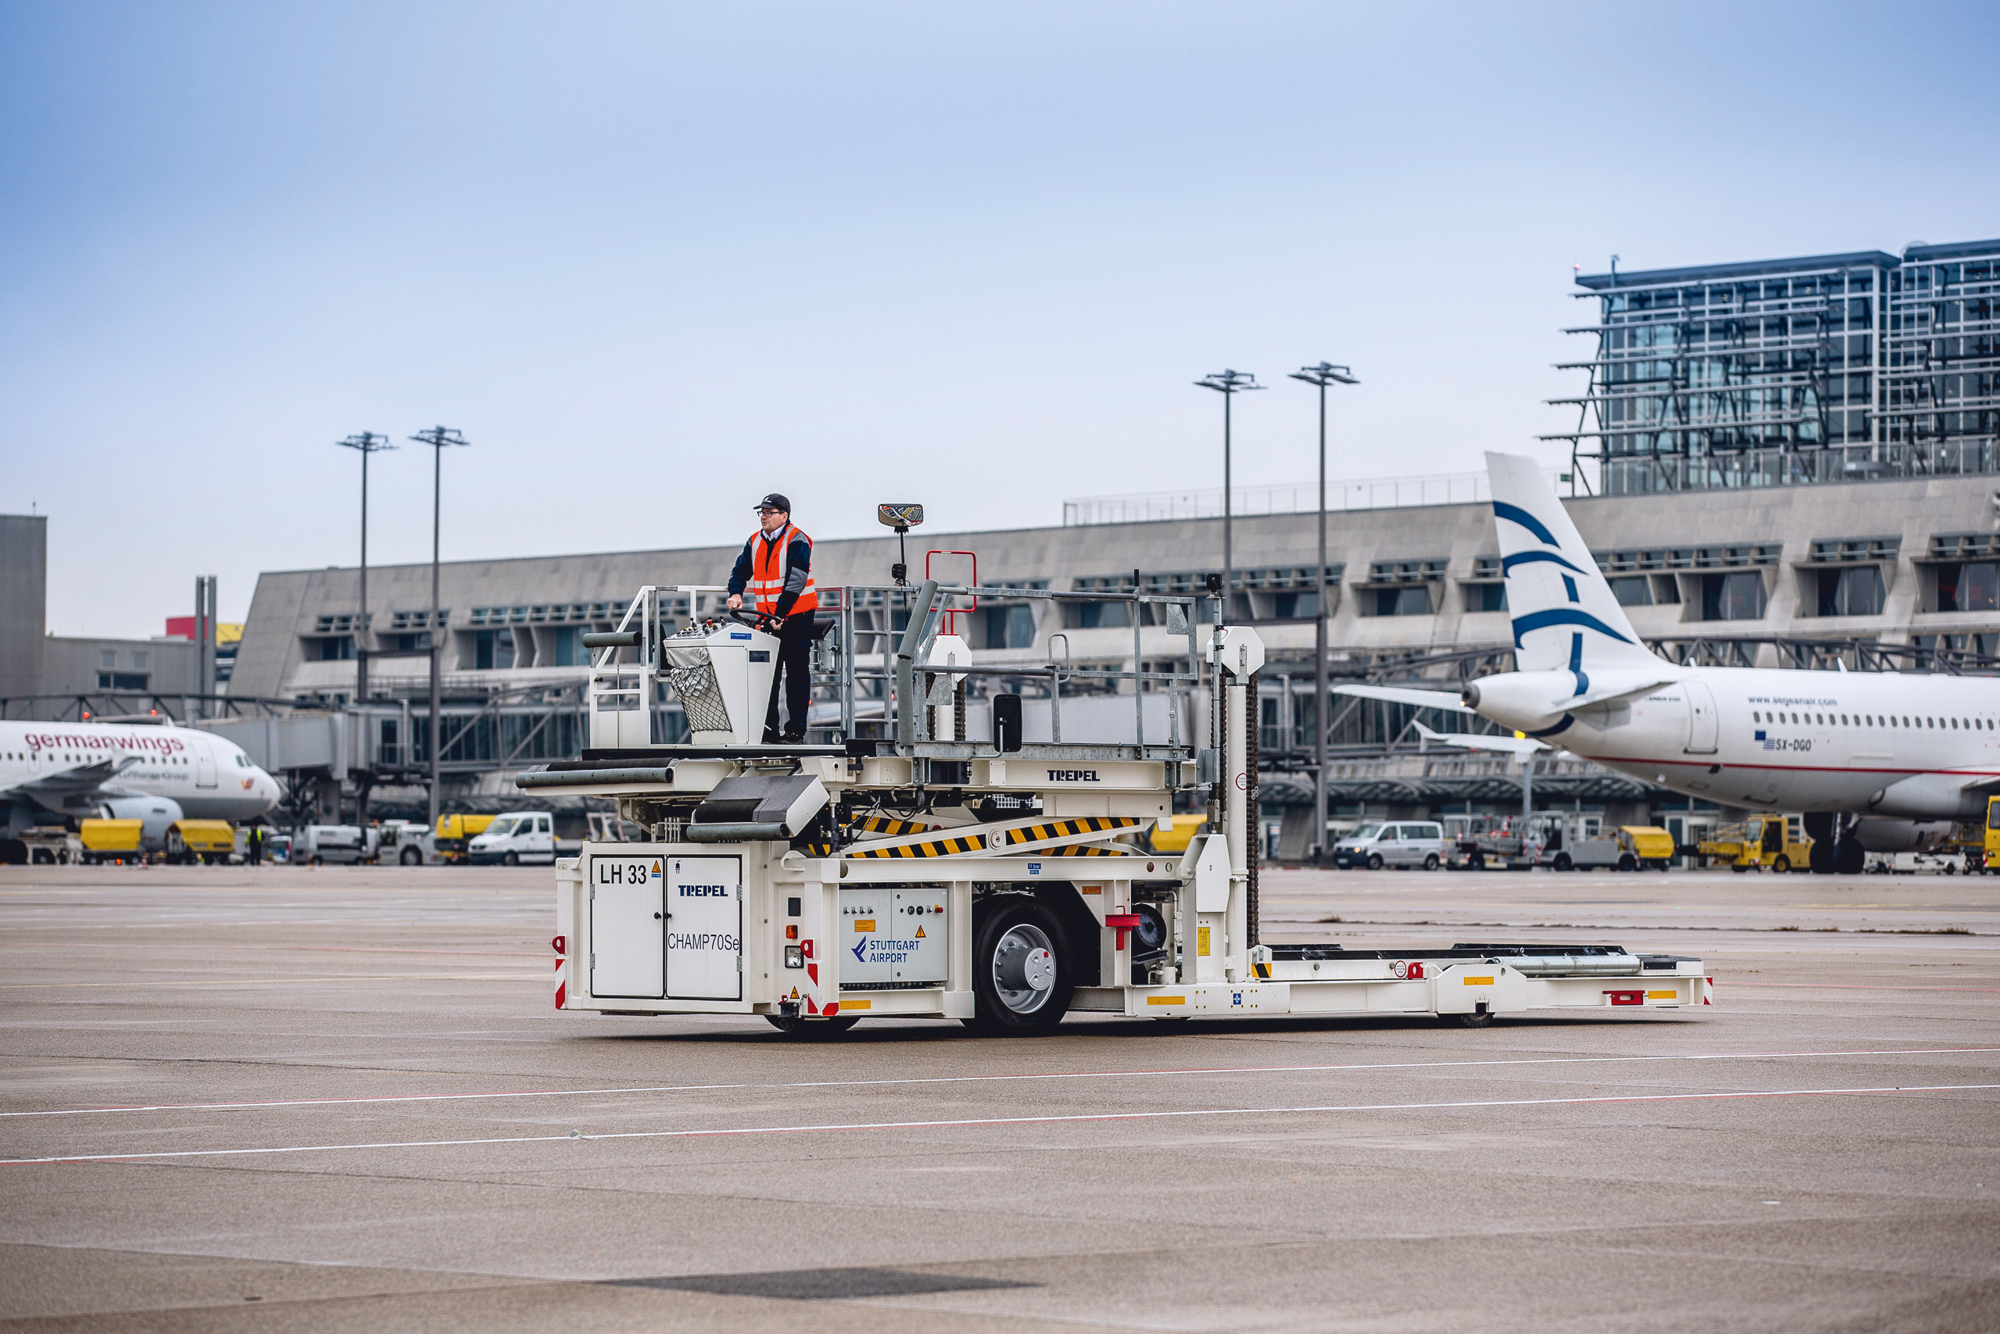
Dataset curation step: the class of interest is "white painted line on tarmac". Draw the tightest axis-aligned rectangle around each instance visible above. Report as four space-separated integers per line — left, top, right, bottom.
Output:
6 1046 1995 1118
5 1084 1996 1166
0 973 544 990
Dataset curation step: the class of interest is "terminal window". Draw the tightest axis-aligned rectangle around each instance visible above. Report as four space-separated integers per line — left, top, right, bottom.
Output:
473 629 516 670
1813 566 1884 617
1370 586 1433 617
97 672 148 690
1934 561 1999 613
1698 572 1766 621
983 605 1036 649
1609 576 1651 606
1463 584 1507 613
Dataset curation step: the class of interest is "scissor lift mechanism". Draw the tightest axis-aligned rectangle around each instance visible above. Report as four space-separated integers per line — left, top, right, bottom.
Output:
523 578 1710 1033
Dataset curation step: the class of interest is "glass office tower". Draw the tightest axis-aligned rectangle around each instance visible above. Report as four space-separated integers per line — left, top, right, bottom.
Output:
1551 240 1998 495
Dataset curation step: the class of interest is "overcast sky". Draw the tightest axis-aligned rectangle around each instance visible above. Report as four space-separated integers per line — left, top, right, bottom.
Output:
3 1 1996 638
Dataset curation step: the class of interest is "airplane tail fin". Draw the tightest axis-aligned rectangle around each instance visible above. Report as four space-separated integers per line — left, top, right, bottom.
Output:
1485 453 1664 675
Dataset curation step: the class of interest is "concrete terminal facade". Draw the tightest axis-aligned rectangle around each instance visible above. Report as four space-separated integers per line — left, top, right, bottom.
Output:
227 470 2000 844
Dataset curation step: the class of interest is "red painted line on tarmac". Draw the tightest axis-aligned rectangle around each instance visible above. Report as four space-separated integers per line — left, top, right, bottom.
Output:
5 1083 1995 1166
6 1046 1995 1119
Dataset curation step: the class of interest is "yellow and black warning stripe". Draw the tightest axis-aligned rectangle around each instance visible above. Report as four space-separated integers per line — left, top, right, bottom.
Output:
850 831 991 859
1043 844 1133 856
995 815 1143 847
847 815 937 838
847 814 1145 859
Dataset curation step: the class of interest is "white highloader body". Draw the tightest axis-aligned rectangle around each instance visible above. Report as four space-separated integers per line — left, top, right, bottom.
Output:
529 578 1710 1035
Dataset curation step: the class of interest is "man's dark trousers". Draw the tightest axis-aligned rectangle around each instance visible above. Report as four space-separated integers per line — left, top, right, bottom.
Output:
764 613 815 741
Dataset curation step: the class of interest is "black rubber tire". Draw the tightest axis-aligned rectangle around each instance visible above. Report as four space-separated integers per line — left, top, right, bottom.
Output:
1772 854 1791 874
1617 853 1637 872
310 855 323 867
967 896 1072 1036
1367 853 1384 871
1452 1010 1495 1027
400 847 422 866
1835 837 1865 876
766 1015 859 1037
1423 853 1440 871
1468 851 1485 871
1808 837 1836 875
1553 852 1572 872
503 851 520 867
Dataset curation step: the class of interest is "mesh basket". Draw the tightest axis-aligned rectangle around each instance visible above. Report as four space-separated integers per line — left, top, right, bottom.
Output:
667 657 733 735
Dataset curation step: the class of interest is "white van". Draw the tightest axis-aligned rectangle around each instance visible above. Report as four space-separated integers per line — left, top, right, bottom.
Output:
1332 820 1447 871
466 811 557 866
296 825 380 866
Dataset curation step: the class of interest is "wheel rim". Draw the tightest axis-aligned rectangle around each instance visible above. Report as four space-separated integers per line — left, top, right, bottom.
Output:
990 923 1057 1015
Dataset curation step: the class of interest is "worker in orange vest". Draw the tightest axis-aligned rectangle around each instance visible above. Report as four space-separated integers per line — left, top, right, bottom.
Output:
726 493 818 742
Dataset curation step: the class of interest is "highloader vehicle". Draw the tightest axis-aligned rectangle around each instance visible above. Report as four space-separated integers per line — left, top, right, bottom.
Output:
522 544 1710 1036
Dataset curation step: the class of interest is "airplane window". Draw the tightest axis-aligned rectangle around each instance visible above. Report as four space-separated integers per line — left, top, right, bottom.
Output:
1752 712 1760 723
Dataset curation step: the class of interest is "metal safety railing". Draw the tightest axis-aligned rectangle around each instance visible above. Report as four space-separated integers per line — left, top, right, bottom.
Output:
584 580 1218 763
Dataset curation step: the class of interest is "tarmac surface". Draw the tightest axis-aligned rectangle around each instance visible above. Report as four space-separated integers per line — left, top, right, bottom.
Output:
1 861 1996 1332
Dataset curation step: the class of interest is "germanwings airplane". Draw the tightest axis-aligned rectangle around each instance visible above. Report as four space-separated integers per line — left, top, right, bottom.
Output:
0 719 282 859
1339 452 1999 874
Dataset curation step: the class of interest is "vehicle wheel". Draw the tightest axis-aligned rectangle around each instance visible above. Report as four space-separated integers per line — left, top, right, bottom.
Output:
400 846 422 865
1772 854 1791 874
968 896 1072 1035
1945 861 1958 876
1656 860 1671 873
1808 838 1836 875
1451 1010 1495 1027
56 848 69 864
0 839 25 866
1617 853 1637 872
503 851 520 867
1468 851 1485 871
310 855 324 867
1731 864 1748 873
766 1015 859 1037
1553 852 1572 872
1367 853 1384 871
1423 853 1440 871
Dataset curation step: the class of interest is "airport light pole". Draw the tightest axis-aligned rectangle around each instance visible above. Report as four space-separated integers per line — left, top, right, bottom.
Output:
1194 370 1263 619
335 432 395 711
1287 362 1359 862
410 426 469 833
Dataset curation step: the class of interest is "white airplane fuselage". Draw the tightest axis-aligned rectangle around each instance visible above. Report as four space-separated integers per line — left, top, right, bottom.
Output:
1474 666 1999 819
0 721 282 824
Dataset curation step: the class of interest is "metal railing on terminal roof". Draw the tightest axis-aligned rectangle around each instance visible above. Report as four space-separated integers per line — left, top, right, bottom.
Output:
1061 468 1565 526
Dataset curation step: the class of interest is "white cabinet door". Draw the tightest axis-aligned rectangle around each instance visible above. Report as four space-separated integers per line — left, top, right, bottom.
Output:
590 854 665 998
667 856 742 1000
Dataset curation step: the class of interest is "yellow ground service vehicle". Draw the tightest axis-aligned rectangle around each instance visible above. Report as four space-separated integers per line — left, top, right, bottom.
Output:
434 813 497 863
78 818 145 864
1699 813 1812 873
1978 796 2000 874
1616 826 1677 871
164 819 236 865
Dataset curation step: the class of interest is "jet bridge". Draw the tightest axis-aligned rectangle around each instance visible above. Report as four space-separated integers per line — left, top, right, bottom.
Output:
520 575 1710 1034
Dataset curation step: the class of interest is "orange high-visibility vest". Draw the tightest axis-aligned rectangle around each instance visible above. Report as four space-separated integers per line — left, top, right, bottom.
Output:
748 522 817 616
